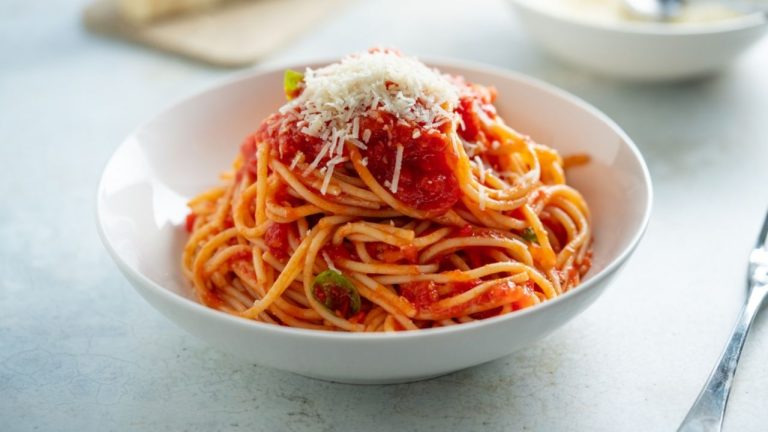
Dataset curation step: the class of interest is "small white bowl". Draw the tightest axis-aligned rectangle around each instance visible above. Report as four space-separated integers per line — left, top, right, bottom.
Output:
509 0 768 81
96 59 652 384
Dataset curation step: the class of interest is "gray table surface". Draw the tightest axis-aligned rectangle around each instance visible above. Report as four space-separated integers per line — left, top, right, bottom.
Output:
3 0 768 430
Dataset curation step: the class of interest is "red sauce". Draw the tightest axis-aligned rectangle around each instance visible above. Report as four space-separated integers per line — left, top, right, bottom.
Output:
185 213 197 233
264 222 292 259
244 80 498 216
366 243 418 264
449 279 481 296
272 183 303 207
240 133 259 176
450 225 507 240
348 309 368 324
425 279 529 320
506 207 526 220
511 281 539 310
360 112 460 214
229 249 253 262
322 243 357 262
222 214 234 229
400 279 482 312
400 281 440 309
425 227 507 265
251 112 326 169
457 96 481 142
455 82 497 143
540 215 567 252
471 306 503 320
201 291 224 309
455 224 473 237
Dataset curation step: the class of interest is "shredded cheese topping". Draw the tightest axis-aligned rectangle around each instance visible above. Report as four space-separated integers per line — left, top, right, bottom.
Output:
473 155 487 184
322 251 338 271
289 151 304 170
280 50 461 194
390 144 404 194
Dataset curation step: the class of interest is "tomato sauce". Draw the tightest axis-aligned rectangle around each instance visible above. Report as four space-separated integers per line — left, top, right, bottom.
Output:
359 112 461 214
322 243 359 263
399 279 482 312
455 82 497 142
264 222 292 259
449 279 481 296
423 279 533 320
243 80 499 216
366 242 418 264
185 213 197 233
243 112 328 175
400 281 440 309
201 291 224 309
470 306 503 320
425 226 509 265
239 133 259 176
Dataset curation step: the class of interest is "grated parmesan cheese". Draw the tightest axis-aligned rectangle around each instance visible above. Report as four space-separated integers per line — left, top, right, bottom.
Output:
322 252 338 271
461 137 480 157
280 50 460 194
320 156 347 195
352 117 360 138
390 144 404 194
478 187 487 211
474 155 486 184
457 114 466 132
289 151 304 170
347 138 368 150
304 139 333 176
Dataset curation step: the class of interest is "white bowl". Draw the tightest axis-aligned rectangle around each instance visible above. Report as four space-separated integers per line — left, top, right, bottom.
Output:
509 0 768 81
96 59 652 384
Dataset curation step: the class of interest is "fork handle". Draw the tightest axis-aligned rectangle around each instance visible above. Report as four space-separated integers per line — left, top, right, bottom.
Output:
677 286 767 432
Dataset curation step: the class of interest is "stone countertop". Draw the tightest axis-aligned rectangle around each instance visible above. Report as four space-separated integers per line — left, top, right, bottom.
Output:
2 0 768 430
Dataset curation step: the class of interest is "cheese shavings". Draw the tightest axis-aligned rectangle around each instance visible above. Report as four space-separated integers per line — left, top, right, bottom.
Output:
289 151 304 170
322 252 338 272
473 155 487 184
478 187 487 211
390 144 404 194
280 50 460 194
321 156 347 195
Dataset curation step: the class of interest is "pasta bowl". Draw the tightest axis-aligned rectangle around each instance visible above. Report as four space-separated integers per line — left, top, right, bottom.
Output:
508 0 768 81
96 59 652 384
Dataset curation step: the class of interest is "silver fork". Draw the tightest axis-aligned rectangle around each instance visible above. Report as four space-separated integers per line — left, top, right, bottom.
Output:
678 209 768 432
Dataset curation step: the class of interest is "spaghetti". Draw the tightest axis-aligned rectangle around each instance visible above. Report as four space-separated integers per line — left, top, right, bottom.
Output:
182 49 592 332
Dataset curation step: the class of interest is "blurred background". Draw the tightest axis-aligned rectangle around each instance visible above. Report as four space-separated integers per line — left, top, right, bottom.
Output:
2 0 768 431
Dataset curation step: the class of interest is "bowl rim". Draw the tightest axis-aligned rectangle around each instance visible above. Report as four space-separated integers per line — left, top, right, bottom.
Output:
96 56 654 341
509 0 768 36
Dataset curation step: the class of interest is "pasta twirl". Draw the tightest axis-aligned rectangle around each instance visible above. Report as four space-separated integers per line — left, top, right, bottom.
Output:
182 49 592 332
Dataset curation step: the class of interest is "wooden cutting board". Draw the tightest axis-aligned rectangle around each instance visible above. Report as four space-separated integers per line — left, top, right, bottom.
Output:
83 0 347 67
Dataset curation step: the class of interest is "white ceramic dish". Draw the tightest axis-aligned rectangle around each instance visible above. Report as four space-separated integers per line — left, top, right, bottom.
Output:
509 0 768 81
96 59 652 384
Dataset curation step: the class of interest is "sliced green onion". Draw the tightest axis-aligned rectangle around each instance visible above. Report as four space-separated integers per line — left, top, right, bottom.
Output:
521 227 539 244
312 269 361 315
283 69 304 100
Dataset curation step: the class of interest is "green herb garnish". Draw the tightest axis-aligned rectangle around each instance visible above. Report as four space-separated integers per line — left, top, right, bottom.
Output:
521 227 539 244
283 69 304 100
312 269 361 316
